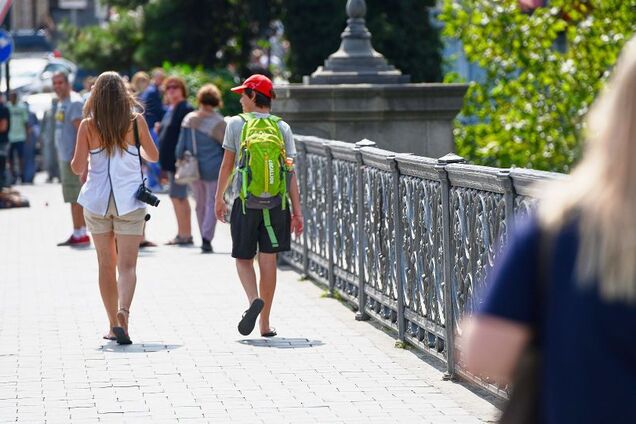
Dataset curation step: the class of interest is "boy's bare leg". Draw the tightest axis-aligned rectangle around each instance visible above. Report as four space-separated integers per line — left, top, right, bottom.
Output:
257 253 277 335
236 258 259 304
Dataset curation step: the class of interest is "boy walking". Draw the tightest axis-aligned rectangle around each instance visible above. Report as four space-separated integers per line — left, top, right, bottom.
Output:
215 74 303 337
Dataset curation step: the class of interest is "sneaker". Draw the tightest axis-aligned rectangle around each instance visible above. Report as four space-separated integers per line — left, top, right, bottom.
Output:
201 239 213 253
57 234 90 247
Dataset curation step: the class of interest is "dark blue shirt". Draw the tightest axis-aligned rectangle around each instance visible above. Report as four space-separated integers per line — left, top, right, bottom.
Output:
481 216 636 423
139 83 165 129
158 101 194 172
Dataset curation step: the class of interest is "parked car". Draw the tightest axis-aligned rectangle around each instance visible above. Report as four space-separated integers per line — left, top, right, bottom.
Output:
0 55 77 95
11 29 54 56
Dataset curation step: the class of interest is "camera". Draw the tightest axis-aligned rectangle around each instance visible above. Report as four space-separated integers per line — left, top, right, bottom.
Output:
135 183 160 207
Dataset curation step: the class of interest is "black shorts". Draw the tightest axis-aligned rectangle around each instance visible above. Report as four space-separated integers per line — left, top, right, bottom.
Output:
230 198 291 259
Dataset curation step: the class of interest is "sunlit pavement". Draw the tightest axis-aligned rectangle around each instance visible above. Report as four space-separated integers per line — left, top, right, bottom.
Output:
0 178 498 423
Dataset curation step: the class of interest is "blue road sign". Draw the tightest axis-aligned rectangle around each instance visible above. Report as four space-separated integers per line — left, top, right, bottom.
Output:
0 29 13 64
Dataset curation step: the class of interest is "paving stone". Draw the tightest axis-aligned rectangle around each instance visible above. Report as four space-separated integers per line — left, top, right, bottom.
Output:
0 181 499 423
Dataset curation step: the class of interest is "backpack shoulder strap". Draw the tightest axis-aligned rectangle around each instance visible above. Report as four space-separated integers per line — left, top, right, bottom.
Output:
239 112 254 123
268 114 282 124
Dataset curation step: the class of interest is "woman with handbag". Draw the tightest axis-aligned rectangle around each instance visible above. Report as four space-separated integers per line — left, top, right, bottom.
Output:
70 71 159 345
157 76 194 246
176 84 226 253
461 36 636 423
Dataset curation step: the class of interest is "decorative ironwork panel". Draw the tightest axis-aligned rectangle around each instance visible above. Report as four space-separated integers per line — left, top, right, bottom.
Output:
332 158 359 297
450 188 507 329
362 167 398 302
514 194 537 219
280 145 306 270
400 176 445 325
305 153 329 280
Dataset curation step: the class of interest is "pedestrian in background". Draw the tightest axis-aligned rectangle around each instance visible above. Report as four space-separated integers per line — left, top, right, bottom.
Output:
139 69 165 192
7 91 28 185
0 95 9 189
41 98 60 183
71 71 159 345
461 35 636 424
22 109 39 184
176 84 226 253
52 71 88 247
157 76 194 245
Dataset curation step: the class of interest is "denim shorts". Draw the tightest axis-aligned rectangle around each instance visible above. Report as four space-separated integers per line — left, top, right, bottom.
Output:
168 172 188 199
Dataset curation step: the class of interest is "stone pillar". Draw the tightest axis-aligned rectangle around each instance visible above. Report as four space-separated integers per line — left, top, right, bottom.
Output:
275 0 468 157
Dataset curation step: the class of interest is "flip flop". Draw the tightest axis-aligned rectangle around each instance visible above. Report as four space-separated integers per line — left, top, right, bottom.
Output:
261 328 277 338
112 327 132 345
238 298 265 336
103 334 117 341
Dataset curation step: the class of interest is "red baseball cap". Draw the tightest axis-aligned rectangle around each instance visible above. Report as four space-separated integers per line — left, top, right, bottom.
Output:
231 74 274 98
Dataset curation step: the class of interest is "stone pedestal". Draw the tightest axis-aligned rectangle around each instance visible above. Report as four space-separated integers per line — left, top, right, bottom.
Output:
274 83 468 158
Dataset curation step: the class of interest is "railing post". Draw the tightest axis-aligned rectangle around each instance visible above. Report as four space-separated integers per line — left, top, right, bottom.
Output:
498 170 515 238
435 153 465 380
299 141 310 278
325 143 335 296
355 139 376 321
390 155 406 342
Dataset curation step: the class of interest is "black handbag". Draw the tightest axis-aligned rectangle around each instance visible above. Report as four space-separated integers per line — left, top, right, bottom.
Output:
499 229 550 424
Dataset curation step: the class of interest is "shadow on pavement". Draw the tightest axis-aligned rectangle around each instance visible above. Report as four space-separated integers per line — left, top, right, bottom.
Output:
238 338 324 349
99 343 183 353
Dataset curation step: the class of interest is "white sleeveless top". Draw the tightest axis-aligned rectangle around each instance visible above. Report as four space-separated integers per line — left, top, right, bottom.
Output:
77 144 146 216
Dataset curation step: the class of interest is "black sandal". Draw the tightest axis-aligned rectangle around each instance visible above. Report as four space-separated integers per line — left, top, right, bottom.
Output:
113 308 132 345
238 298 264 336
261 327 277 338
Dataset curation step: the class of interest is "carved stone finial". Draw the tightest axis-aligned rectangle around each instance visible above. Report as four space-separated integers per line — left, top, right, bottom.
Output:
347 0 366 19
306 0 409 84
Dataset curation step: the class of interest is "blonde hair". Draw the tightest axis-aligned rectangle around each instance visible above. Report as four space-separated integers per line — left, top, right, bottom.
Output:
131 71 150 94
539 35 636 302
83 71 141 156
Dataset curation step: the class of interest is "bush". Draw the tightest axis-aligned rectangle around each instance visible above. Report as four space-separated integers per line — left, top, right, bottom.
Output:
440 0 636 172
161 63 242 116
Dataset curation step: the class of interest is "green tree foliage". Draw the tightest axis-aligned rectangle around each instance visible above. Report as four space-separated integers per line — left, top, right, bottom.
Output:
59 10 142 73
281 0 344 82
440 0 636 172
161 62 242 117
282 0 441 82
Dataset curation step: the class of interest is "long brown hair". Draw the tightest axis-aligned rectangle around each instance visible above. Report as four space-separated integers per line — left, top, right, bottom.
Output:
83 71 141 155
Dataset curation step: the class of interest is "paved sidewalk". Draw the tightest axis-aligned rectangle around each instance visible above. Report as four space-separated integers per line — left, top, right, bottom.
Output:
0 181 499 423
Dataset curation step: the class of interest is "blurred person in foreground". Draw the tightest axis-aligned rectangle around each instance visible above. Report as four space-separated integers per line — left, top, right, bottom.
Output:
52 71 88 246
462 36 636 423
71 72 159 345
176 84 226 253
157 76 194 245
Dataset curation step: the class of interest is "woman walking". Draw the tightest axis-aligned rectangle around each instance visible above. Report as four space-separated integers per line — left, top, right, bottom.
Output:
157 76 194 245
176 84 226 253
71 72 159 345
462 36 636 423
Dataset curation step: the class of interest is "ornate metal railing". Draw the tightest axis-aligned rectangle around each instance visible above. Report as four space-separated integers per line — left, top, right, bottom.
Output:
281 135 564 396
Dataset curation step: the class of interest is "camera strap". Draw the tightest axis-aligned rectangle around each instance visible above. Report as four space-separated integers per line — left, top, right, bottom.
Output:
133 117 144 183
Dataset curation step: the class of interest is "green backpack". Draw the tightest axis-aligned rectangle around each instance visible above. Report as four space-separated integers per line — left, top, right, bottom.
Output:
235 113 289 246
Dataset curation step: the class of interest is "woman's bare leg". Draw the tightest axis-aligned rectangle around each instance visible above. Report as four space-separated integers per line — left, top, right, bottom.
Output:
115 234 143 334
92 232 118 338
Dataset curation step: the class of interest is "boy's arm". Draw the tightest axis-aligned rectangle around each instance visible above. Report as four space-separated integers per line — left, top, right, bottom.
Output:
289 172 303 236
214 149 236 223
